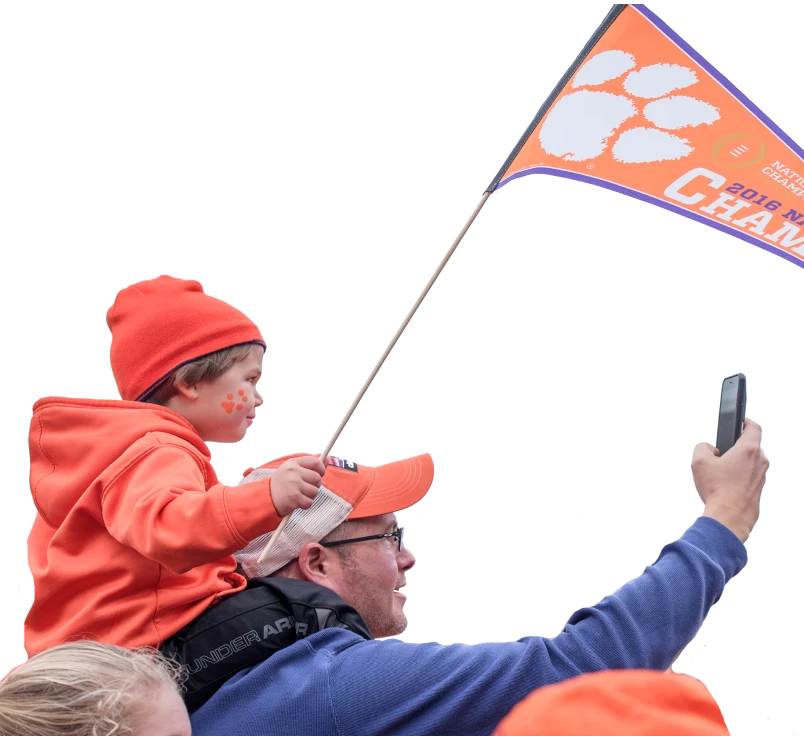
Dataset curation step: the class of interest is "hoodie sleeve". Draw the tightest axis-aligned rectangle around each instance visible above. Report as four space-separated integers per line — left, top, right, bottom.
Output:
101 441 281 573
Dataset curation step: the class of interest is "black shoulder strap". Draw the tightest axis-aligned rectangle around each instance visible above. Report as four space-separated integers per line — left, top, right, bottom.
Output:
161 577 371 712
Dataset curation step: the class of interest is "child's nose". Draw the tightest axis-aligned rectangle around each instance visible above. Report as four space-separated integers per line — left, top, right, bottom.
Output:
254 389 264 407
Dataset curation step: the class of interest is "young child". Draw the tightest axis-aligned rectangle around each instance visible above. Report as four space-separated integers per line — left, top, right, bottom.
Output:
25 275 324 656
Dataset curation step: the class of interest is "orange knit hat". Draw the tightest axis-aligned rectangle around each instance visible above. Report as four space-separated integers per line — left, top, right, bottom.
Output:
107 276 265 401
494 670 730 736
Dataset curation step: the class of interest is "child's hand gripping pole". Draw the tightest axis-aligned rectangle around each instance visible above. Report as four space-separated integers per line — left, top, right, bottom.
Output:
256 191 492 565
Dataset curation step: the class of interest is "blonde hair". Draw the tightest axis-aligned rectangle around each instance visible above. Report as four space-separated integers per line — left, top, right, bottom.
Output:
0 641 184 736
143 342 262 405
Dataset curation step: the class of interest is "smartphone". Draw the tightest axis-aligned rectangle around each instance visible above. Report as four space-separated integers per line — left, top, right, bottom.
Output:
715 374 747 455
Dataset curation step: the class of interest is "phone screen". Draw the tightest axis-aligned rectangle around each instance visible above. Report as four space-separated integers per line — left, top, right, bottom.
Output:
716 374 746 455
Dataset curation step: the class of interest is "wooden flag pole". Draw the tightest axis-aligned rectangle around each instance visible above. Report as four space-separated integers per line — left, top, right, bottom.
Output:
257 190 492 564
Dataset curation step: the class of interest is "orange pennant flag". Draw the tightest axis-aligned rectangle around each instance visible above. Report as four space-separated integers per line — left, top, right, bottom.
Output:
488 4 804 270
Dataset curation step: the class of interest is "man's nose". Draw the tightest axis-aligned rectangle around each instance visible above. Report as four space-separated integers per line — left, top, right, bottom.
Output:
398 544 415 571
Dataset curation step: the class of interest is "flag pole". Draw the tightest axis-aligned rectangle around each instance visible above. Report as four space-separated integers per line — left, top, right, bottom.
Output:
257 190 492 564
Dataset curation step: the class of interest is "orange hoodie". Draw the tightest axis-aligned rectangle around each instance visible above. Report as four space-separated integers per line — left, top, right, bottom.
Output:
494 670 730 736
25 397 281 656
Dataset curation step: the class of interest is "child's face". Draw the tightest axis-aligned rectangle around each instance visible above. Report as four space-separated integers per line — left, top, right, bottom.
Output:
192 347 264 442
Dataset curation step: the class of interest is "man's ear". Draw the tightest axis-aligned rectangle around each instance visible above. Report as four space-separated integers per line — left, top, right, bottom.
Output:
297 542 342 587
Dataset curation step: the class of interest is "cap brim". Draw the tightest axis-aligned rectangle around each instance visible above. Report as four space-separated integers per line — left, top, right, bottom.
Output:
347 453 434 519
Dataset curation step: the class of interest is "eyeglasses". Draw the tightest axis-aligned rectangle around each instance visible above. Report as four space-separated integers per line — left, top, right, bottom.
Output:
321 527 404 552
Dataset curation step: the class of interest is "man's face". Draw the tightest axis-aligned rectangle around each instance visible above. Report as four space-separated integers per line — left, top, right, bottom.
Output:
331 513 416 639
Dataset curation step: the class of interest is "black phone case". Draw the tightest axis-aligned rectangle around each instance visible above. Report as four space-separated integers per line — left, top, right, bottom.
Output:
716 373 747 455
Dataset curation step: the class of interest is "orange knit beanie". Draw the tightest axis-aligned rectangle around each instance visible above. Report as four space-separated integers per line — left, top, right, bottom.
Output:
107 275 265 401
494 670 730 736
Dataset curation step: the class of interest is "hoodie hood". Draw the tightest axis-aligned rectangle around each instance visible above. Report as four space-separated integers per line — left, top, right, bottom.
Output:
29 397 208 527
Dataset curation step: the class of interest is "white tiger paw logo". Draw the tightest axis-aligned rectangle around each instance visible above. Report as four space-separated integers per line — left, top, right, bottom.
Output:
539 49 720 163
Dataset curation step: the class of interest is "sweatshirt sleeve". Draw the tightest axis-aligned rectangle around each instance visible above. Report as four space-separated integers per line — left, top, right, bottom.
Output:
101 442 282 574
326 517 747 736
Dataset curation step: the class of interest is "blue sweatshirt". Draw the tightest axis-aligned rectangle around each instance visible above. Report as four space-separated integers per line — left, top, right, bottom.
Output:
191 517 746 736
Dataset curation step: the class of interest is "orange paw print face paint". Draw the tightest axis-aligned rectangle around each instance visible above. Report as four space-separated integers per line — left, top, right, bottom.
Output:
222 390 249 414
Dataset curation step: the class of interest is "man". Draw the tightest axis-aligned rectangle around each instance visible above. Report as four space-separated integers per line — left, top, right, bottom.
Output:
184 420 768 736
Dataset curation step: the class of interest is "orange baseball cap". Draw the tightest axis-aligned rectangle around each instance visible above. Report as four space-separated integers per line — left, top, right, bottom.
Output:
236 453 434 576
494 670 730 736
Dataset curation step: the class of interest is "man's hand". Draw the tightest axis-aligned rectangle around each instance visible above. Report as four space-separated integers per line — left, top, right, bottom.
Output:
692 418 769 543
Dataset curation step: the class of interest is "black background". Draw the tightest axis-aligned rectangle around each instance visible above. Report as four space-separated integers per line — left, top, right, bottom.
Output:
15 2 801 733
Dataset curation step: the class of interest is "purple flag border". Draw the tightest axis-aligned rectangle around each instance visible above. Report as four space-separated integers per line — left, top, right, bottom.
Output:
499 166 804 271
495 4 804 271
